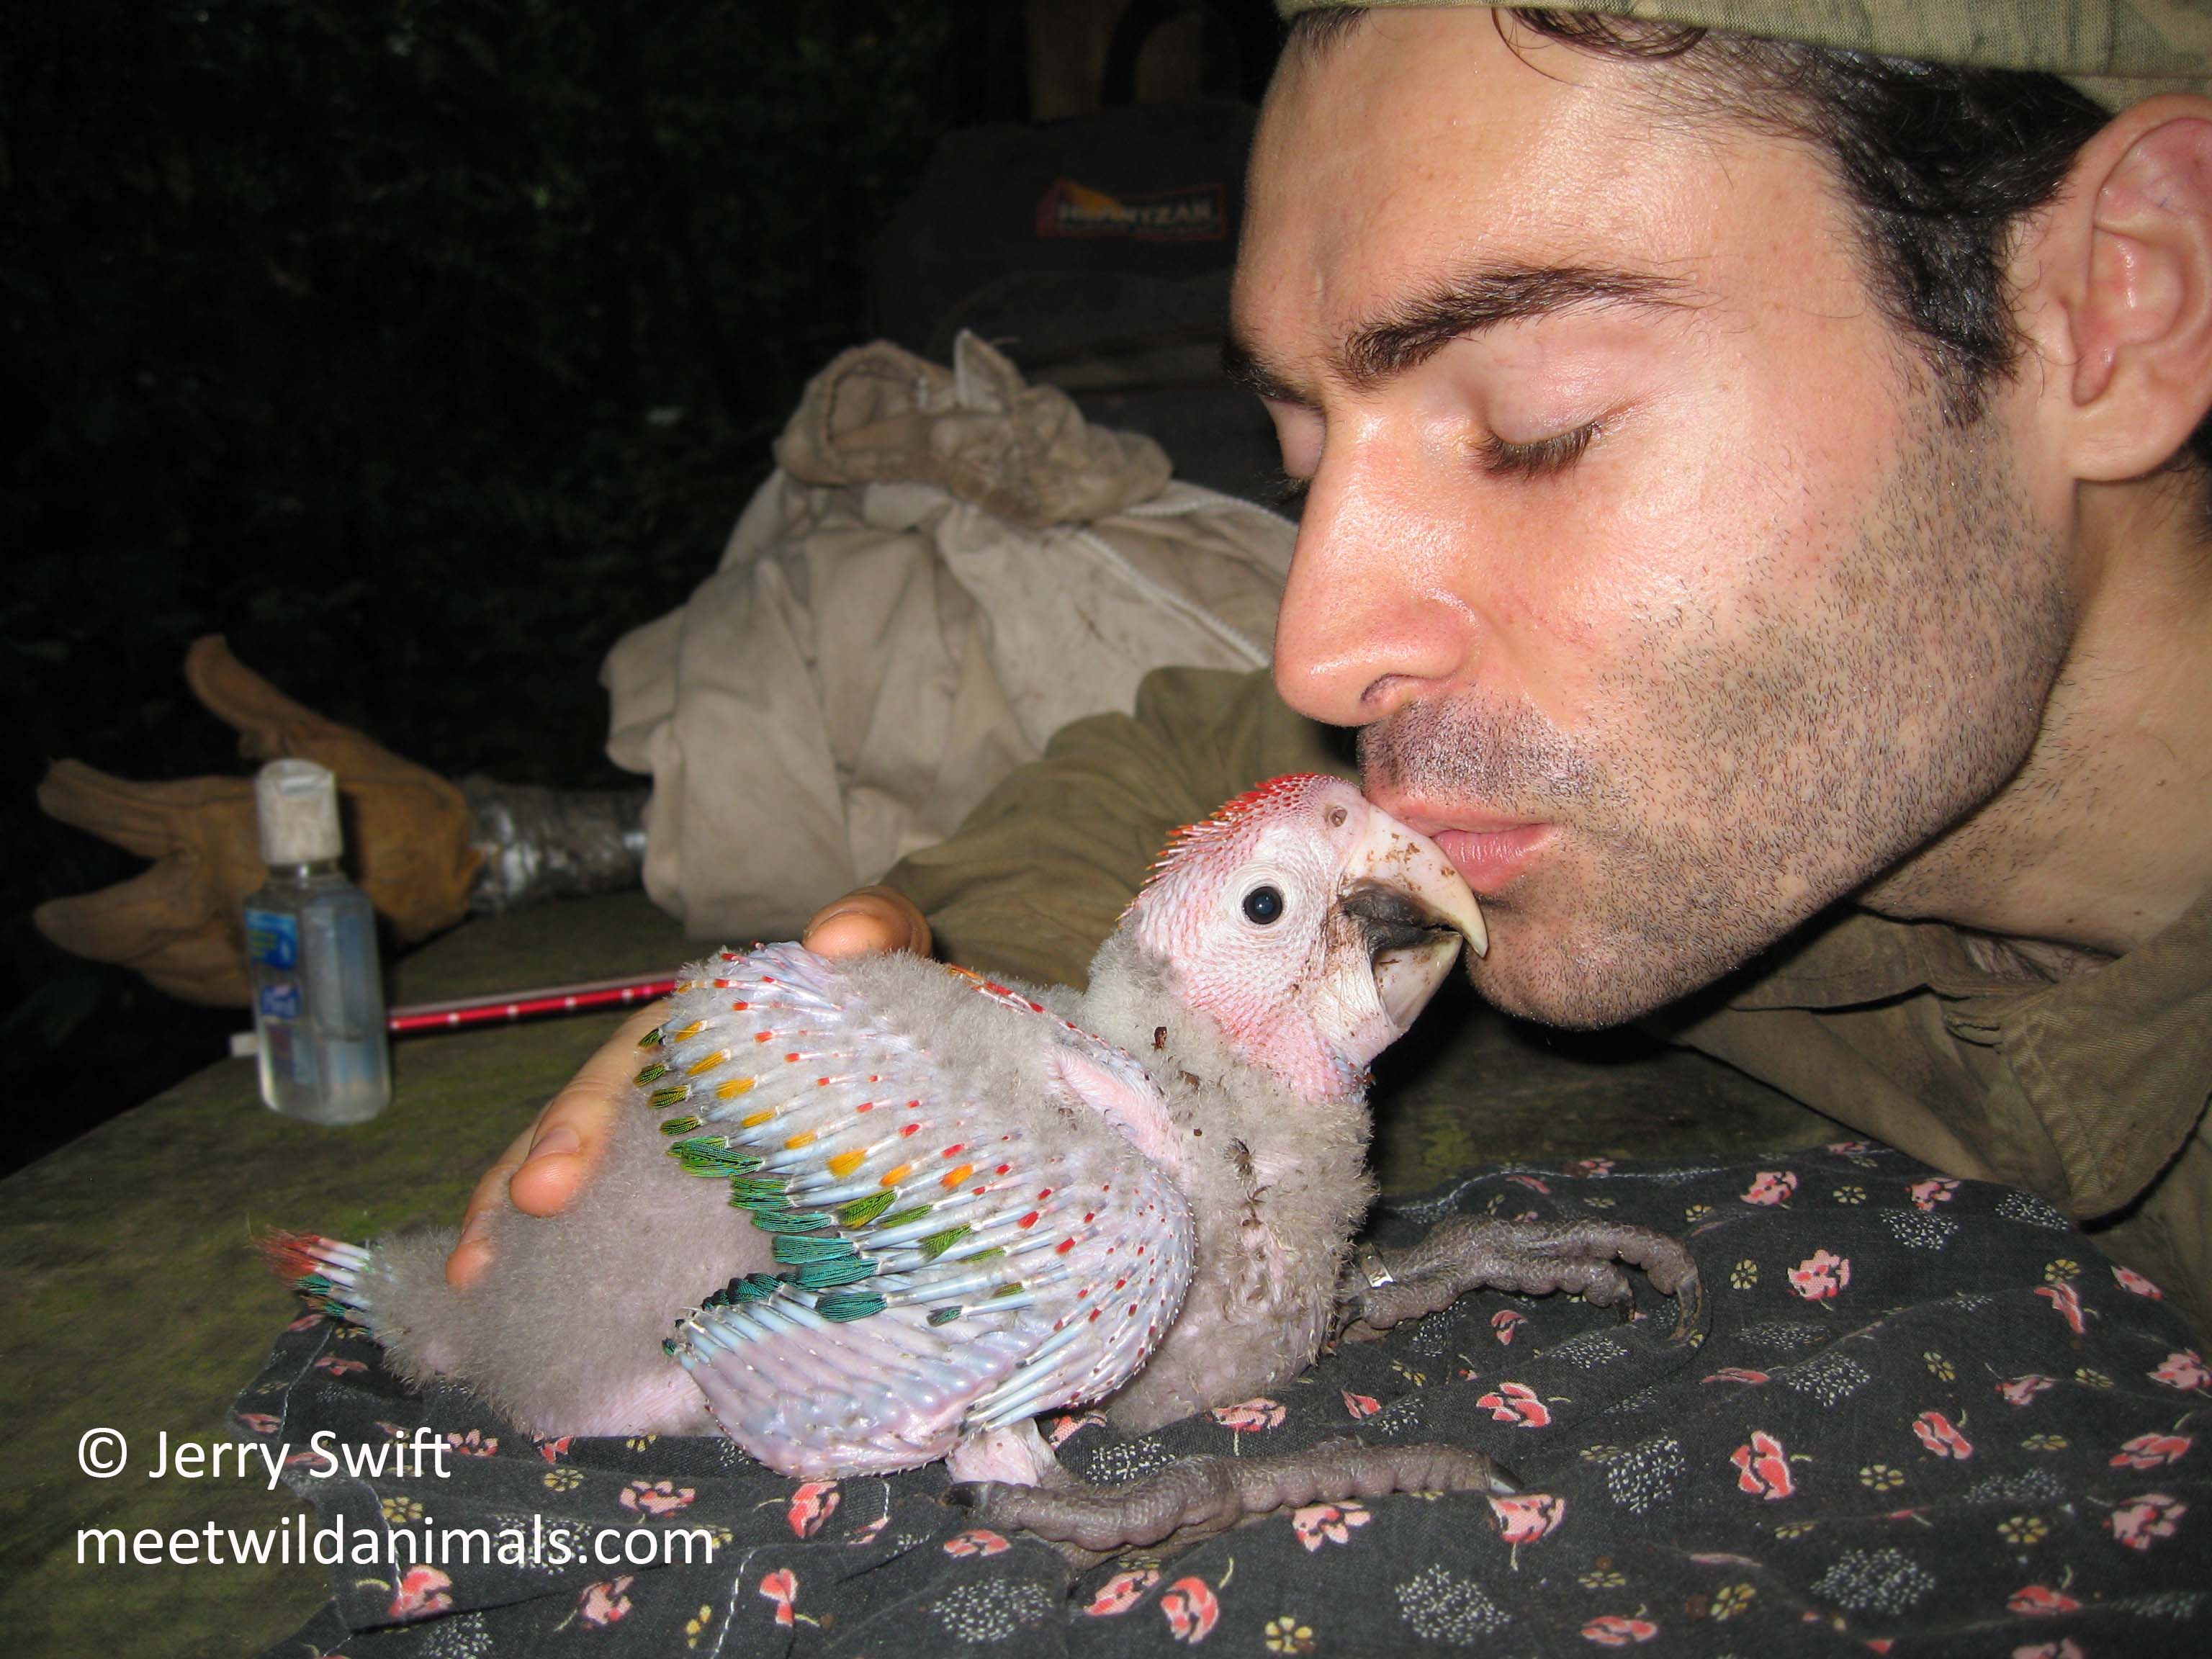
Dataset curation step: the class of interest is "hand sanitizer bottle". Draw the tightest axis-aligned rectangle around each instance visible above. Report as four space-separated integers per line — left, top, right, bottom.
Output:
246 758 392 1124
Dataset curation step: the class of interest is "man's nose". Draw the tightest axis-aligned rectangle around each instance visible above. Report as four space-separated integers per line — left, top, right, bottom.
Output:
1271 439 1478 728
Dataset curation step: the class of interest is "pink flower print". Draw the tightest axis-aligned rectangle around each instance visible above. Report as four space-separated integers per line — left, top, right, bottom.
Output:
1161 1575 1220 1644
235 1413 281 1436
578 1575 634 1627
620 1478 697 1516
1997 1374 2058 1407
1491 1309 1527 1345
1575 1157 1616 1178
1476 1381 1552 1428
787 1480 839 1538
2108 1492 2187 1551
2111 1432 2191 1470
390 1565 454 1622
285 1313 324 1333
313 1357 367 1376
1827 1140 1874 1154
943 1528 1010 1557
1507 1174 1551 1194
1702 1367 1770 1386
2033 1283 2086 1335
1291 1501 1372 1552
846 1514 889 1548
1787 1249 1851 1300
2007 1584 2081 1617
2149 1349 2209 1393
1046 1411 1106 1447
759 1568 800 1627
1084 1568 1160 1616
1907 1177 1960 1211
1730 1431 1795 1500
444 1428 498 1457
1210 1398 1286 1434
536 1435 574 1464
2012 1644 2085 1659
2113 1264 2164 1298
1582 1614 1659 1645
1743 1171 1799 1206
1341 1390 1382 1420
1489 1491 1566 1545
1911 1411 1973 1460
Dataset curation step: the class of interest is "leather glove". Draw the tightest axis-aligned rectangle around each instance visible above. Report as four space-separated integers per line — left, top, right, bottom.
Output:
33 635 482 1007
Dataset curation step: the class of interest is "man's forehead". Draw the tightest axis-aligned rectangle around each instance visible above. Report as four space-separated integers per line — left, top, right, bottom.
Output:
1231 10 1840 392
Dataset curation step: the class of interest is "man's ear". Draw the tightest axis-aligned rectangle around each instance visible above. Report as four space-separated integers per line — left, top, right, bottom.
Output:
2023 97 2212 481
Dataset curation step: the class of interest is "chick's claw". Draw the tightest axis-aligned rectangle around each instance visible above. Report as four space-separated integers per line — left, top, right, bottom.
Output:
945 1439 1518 1556
1338 1215 1704 1343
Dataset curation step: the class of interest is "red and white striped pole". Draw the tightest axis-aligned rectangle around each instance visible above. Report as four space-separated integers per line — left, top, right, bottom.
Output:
383 973 678 1035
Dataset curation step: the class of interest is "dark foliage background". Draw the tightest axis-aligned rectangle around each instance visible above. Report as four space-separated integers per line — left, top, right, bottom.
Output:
1 0 1038 1172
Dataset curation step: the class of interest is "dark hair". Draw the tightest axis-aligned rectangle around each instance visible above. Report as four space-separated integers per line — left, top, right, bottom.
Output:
1289 6 2211 472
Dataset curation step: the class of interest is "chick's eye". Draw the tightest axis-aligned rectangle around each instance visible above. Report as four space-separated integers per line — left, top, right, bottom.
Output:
1241 884 1285 925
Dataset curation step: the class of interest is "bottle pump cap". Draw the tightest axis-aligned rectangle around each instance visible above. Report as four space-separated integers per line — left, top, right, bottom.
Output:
256 758 344 866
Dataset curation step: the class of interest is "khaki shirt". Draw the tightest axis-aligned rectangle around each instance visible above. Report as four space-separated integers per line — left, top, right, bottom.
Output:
887 666 2212 1337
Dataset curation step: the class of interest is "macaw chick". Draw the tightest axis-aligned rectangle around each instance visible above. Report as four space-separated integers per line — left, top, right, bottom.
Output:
271 775 1696 1550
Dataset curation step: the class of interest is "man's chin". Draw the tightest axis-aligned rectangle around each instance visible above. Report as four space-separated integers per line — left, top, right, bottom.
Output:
1462 914 1739 1031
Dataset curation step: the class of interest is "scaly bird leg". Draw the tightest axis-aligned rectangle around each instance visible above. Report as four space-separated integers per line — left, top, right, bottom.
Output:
1336 1215 1704 1343
946 1437 1516 1556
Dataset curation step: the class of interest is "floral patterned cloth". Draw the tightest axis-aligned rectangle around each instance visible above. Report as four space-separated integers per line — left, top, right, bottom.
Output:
237 1144 2210 1655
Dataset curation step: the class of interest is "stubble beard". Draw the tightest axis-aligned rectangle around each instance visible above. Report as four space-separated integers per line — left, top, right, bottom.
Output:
1359 399 2074 1029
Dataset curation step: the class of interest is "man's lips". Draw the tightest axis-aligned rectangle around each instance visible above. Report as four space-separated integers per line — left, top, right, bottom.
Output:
1431 824 1552 896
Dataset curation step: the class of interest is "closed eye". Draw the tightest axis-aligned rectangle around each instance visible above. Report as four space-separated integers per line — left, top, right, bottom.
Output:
1476 421 1599 480
1275 418 1596 503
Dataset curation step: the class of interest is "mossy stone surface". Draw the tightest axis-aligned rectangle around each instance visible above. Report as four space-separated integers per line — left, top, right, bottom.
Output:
0 894 691 1657
0 892 1830 1655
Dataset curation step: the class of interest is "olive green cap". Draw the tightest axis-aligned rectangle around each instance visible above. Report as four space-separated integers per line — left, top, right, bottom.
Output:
1274 1 2212 109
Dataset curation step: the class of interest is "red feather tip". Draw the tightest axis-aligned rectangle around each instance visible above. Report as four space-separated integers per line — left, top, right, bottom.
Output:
256 1228 342 1284
1147 773 1338 878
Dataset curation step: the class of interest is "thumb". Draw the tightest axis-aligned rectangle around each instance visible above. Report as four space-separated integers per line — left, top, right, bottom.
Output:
804 886 932 960
184 634 343 760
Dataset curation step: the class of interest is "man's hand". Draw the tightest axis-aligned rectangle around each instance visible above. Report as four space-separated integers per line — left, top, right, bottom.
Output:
796 884 932 961
444 886 932 1289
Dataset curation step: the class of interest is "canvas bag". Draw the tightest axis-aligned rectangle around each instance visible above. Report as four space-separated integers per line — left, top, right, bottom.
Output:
601 333 1295 938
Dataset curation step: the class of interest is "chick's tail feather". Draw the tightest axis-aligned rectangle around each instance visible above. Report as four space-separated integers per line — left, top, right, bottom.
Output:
260 1226 472 1390
260 1230 376 1317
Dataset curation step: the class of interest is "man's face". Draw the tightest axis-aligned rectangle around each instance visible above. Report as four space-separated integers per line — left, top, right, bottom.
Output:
1232 12 2074 1028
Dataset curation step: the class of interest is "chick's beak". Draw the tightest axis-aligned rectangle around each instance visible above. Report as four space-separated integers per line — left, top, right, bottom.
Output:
1335 801 1488 1033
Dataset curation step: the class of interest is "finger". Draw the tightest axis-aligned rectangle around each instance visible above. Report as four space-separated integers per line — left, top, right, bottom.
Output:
34 867 255 1007
804 886 932 959
36 760 253 858
32 855 251 1004
504 1001 673 1218
446 1123 535 1290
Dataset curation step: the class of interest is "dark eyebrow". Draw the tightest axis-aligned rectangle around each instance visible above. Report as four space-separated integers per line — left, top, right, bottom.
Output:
1221 333 1305 405
1226 261 1696 403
